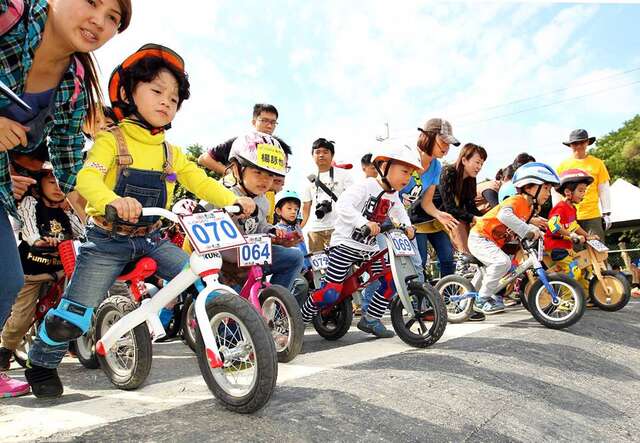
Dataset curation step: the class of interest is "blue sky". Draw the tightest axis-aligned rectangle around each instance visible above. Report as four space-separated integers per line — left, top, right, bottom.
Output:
94 1 640 188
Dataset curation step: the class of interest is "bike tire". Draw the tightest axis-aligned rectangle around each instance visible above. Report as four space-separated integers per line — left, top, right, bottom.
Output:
589 270 631 312
95 295 153 390
312 298 353 341
181 294 198 352
391 281 447 348
259 285 304 363
435 275 474 323
528 273 586 329
195 291 277 414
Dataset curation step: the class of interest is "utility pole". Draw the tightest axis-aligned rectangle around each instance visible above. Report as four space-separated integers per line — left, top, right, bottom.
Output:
376 122 390 142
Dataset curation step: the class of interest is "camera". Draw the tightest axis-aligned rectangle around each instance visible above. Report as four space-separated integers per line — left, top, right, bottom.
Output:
315 200 332 219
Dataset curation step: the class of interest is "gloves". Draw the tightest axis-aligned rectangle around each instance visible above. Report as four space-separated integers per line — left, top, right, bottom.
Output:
603 213 612 231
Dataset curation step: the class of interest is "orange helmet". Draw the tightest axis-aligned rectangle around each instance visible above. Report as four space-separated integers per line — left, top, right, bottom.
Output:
108 44 188 130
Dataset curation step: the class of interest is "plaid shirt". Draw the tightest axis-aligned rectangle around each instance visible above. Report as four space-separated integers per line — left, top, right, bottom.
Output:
0 0 86 218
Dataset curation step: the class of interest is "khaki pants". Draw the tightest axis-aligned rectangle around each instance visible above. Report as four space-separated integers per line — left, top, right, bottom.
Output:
307 229 334 253
1 272 61 350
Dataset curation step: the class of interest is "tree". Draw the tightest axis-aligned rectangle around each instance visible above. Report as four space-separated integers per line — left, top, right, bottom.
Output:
172 143 221 201
590 114 640 186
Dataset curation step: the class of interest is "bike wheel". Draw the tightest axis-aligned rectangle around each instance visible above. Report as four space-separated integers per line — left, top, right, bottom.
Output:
95 295 152 390
312 298 353 341
12 324 36 368
589 271 631 312
391 281 447 348
196 291 277 414
181 294 198 352
435 275 474 323
528 273 586 329
259 285 304 363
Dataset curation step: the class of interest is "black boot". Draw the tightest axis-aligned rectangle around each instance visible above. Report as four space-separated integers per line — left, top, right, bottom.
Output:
25 364 63 398
0 347 11 371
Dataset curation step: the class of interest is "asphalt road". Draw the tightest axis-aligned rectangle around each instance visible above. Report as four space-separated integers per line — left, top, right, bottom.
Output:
2 301 639 442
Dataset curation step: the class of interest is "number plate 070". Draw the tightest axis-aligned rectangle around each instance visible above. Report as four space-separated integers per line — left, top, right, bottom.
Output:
179 210 246 254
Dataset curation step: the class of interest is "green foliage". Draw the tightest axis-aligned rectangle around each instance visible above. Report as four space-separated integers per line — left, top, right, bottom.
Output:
172 143 220 201
590 114 640 186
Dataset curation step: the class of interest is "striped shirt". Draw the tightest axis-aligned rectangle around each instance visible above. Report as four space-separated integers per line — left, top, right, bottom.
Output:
1 0 87 217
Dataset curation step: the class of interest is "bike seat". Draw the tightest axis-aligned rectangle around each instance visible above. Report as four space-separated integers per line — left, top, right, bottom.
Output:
117 257 158 282
460 254 484 267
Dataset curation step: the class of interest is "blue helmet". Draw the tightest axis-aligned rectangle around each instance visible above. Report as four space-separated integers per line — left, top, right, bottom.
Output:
275 190 301 209
512 162 560 189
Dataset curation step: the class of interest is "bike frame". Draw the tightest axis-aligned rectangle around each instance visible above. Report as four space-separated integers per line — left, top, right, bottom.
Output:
96 208 240 370
238 264 268 317
450 242 560 304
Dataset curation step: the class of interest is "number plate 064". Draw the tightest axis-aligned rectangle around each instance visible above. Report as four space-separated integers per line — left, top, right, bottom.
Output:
238 235 272 266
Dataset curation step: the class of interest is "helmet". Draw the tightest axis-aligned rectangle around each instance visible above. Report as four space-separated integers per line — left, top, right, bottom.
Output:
557 169 594 193
275 190 301 209
172 199 197 216
372 142 423 171
108 44 188 130
512 162 560 189
229 131 287 177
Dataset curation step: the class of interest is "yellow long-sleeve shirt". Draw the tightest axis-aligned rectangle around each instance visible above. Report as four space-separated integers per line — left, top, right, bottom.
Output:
77 120 237 216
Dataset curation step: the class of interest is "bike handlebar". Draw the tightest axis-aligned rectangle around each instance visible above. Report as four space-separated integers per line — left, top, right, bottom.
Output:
104 203 243 225
361 220 401 237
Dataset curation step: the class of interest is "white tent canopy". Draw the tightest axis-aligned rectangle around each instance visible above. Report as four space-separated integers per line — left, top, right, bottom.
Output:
610 179 640 225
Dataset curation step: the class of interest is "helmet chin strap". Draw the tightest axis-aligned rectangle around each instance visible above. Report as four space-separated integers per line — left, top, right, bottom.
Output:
374 160 394 191
522 184 543 215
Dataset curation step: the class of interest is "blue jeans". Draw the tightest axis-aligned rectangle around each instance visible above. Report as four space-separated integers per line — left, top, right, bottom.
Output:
263 245 304 291
29 225 189 368
0 207 24 329
415 231 455 277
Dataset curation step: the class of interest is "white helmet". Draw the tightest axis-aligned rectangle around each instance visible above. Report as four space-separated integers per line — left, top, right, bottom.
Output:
172 198 197 216
512 162 560 189
372 142 423 171
229 131 287 177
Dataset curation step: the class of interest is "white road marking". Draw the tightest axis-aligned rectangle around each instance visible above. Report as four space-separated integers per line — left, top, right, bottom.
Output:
2 311 532 442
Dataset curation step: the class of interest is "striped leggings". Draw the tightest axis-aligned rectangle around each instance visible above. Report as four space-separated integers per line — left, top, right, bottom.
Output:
300 244 394 322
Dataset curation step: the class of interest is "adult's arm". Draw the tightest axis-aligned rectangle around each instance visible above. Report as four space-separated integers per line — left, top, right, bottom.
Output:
301 201 311 228
197 151 227 175
420 184 458 231
198 138 236 175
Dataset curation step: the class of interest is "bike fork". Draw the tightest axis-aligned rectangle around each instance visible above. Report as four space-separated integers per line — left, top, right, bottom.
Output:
536 268 559 303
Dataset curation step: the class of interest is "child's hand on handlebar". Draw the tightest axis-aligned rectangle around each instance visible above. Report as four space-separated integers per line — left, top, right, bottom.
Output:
34 236 60 247
569 232 586 244
530 216 548 231
525 225 542 240
109 197 142 223
404 226 415 240
273 228 302 247
234 196 256 217
586 234 600 241
365 221 380 236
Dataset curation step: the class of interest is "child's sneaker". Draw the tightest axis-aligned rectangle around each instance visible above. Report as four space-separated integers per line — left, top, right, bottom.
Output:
1 372 30 398
474 300 505 315
24 364 63 398
357 315 395 338
0 347 12 371
468 311 486 321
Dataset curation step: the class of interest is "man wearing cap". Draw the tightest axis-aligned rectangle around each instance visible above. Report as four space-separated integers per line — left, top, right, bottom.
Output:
556 129 611 242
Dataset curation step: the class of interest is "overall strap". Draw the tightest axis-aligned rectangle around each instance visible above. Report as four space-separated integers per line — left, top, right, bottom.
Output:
162 141 176 182
109 126 133 178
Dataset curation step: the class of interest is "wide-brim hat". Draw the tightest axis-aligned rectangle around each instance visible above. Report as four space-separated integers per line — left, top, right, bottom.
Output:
563 129 596 147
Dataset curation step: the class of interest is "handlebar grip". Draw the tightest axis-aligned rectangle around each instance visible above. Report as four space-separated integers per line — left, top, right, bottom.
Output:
105 204 119 223
361 226 371 237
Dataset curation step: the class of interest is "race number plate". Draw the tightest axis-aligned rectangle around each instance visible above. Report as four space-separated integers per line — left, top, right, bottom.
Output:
389 231 415 256
238 235 272 266
310 253 329 271
587 239 609 252
179 210 246 254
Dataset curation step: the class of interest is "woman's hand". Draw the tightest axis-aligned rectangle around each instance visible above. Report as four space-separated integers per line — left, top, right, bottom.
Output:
109 197 142 223
235 196 256 218
0 117 29 152
436 211 459 231
404 226 416 240
530 216 548 231
11 174 36 200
